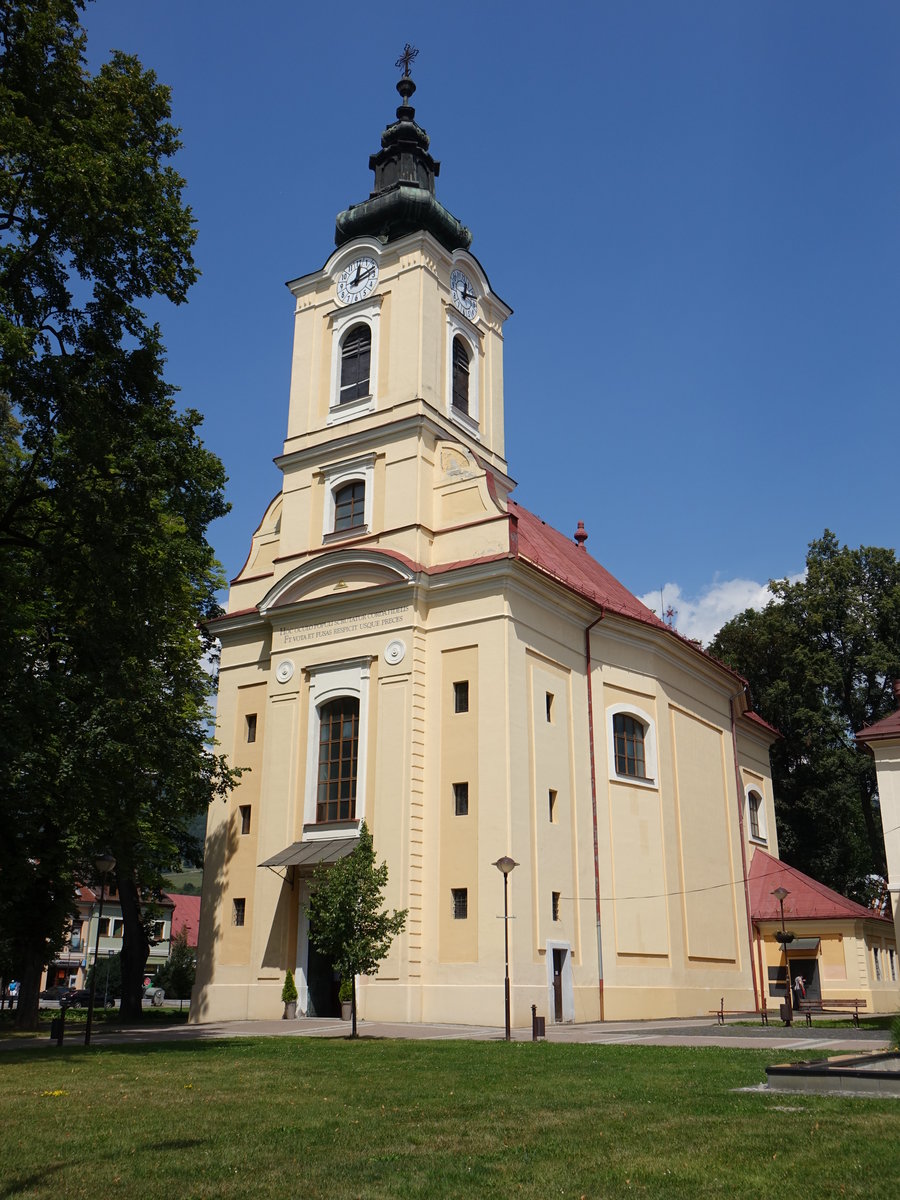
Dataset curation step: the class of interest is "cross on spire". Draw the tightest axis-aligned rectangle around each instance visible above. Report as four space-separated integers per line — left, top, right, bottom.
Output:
395 43 418 77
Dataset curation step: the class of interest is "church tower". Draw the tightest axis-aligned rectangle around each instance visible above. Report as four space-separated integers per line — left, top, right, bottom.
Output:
193 57 770 1028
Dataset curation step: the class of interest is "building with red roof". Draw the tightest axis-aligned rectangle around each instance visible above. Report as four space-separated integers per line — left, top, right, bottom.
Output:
191 66 893 1028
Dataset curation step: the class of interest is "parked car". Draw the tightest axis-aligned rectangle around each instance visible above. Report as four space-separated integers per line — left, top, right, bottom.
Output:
38 985 71 1002
60 988 114 1010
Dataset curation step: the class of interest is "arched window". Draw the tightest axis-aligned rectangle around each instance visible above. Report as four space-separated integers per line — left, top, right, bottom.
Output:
316 697 359 824
333 480 365 532
451 336 470 415
339 325 371 405
613 713 647 779
747 789 765 841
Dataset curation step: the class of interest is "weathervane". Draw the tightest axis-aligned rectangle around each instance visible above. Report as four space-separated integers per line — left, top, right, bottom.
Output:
395 43 419 77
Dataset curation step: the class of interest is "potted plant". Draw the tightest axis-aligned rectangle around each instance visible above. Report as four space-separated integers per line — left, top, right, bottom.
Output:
339 976 353 1022
282 969 298 1020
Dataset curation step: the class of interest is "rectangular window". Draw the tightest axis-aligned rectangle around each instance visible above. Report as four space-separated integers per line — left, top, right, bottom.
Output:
451 888 468 920
453 782 469 816
874 947 882 981
232 898 246 928
246 713 257 743
97 917 111 937
111 918 124 938
316 697 360 824
613 713 647 779
549 788 558 823
552 891 560 922
453 680 469 713
239 804 251 835
546 692 554 722
889 949 897 982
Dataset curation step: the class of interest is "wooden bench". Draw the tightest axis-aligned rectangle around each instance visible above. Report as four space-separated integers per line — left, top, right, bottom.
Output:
709 998 769 1026
798 997 867 1027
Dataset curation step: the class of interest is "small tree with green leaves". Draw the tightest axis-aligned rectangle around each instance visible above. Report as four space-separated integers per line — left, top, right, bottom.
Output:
306 822 406 1037
281 969 298 1008
152 927 195 1001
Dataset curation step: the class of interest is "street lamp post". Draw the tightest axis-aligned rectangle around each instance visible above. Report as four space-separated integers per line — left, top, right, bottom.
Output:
492 856 518 1041
771 886 793 1027
85 853 116 1046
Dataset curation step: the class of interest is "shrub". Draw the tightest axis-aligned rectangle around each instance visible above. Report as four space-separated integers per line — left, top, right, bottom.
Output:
282 970 298 1004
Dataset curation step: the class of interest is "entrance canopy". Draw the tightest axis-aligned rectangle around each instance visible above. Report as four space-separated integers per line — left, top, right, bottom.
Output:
786 937 821 953
259 836 359 872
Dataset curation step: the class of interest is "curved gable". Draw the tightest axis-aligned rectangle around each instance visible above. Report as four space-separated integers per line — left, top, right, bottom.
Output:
259 550 414 613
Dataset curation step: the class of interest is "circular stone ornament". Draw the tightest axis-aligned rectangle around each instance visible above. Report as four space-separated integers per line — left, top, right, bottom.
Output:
384 639 406 665
275 659 295 684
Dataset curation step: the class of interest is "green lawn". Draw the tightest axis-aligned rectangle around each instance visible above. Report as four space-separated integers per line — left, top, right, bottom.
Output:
2 1038 898 1199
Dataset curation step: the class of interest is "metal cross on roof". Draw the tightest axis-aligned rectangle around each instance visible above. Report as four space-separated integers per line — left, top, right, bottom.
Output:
395 43 419 77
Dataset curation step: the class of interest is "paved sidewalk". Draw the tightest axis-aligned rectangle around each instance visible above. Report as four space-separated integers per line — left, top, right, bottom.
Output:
4 1014 892 1054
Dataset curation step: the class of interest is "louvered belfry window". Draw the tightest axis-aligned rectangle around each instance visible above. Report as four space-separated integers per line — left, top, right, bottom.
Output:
317 698 359 823
339 325 371 404
613 713 647 779
451 336 470 415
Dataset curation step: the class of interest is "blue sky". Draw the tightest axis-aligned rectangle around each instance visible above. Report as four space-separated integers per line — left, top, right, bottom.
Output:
82 1 899 642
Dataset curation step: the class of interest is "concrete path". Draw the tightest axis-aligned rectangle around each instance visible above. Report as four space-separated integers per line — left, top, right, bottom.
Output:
4 1014 892 1054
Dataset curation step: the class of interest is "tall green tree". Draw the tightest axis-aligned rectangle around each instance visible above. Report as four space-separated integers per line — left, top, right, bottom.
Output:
710 532 900 900
0 1 235 1028
306 823 407 1037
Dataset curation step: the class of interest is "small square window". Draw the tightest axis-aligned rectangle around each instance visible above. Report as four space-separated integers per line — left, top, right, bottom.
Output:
239 805 251 835
451 888 468 920
233 898 246 927
453 782 469 817
548 789 558 823
246 713 257 743
546 692 554 722
552 892 560 922
453 681 469 713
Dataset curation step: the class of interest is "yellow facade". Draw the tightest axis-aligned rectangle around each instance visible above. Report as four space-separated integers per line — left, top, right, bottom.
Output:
191 82 780 1029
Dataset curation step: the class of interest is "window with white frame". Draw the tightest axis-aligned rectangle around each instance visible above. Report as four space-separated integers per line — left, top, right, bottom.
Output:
445 311 480 433
746 787 767 843
321 455 374 539
328 296 381 423
874 946 882 981
302 659 372 833
606 704 657 786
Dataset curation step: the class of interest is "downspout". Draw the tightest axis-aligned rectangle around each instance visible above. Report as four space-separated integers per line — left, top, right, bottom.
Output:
585 609 605 1019
730 689 760 1012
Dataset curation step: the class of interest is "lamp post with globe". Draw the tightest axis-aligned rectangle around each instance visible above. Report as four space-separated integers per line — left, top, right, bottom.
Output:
84 853 116 1046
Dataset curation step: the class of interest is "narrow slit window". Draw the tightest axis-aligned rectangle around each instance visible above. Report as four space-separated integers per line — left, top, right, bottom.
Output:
453 782 469 817
451 888 468 920
552 892 560 922
239 805 251 835
549 789 558 823
232 898 246 927
451 336 470 415
546 692 554 722
339 325 371 404
245 713 257 743
453 680 469 713
748 791 763 840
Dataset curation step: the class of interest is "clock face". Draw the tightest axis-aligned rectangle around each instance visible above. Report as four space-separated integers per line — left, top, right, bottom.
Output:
337 256 378 304
450 268 477 320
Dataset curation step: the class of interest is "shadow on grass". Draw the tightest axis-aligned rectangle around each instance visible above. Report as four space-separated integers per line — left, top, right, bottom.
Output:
0 1139 206 1200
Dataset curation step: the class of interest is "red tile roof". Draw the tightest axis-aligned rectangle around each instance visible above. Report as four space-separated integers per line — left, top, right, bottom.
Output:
164 893 201 946
748 848 890 924
856 707 900 744
509 502 667 628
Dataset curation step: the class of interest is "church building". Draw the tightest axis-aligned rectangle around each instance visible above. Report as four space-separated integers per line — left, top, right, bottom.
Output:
192 64 790 1027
